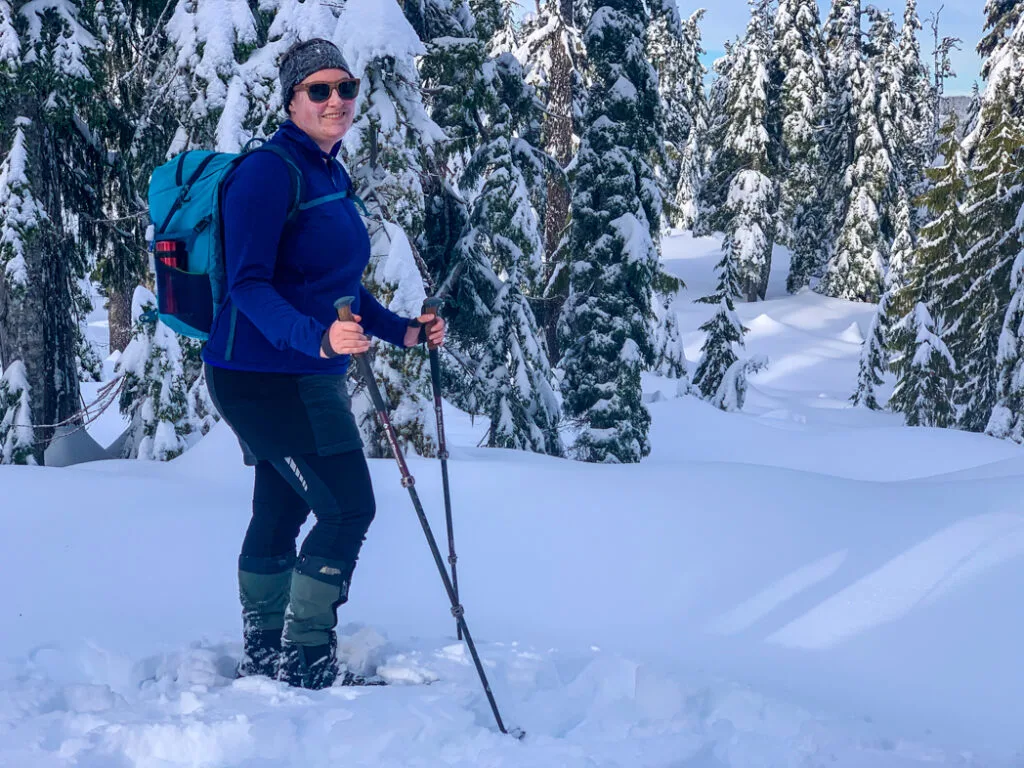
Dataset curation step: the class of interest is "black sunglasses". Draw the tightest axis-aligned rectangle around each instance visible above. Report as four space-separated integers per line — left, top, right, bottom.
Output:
295 78 361 103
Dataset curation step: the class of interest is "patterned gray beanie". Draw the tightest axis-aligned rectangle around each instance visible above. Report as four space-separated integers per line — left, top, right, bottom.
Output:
280 38 351 111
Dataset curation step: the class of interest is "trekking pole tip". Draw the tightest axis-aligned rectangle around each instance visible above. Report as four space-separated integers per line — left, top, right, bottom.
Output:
334 296 356 322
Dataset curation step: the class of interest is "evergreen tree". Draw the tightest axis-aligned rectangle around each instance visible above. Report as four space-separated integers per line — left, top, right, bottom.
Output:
0 358 34 464
339 0 443 458
116 287 192 461
987 241 1024 441
470 0 518 54
772 0 827 292
888 302 956 426
946 76 1024 432
89 0 166 354
645 0 688 197
979 0 1024 81
517 0 587 362
163 0 260 151
820 0 862 267
852 297 887 408
0 1 105 464
819 24 891 302
671 10 709 231
696 39 738 235
652 289 688 380
898 0 934 181
694 300 742 402
448 52 561 454
693 279 746 402
887 116 965 421
721 4 776 302
559 0 661 464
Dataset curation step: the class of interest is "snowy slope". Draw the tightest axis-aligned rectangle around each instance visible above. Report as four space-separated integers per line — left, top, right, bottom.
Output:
1 233 1021 767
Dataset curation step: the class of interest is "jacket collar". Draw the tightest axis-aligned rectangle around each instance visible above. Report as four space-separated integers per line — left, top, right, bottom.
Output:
278 120 344 160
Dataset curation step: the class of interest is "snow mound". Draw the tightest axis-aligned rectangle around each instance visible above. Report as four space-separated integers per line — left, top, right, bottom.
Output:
838 320 865 344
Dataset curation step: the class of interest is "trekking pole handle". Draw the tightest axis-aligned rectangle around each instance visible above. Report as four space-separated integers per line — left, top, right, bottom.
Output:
421 298 443 350
334 295 357 325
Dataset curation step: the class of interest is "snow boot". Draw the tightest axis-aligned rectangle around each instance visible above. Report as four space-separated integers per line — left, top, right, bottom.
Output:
277 554 350 688
236 552 295 678
279 631 340 689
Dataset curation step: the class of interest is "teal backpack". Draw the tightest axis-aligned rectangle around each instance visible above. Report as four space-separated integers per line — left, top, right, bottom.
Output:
146 139 367 341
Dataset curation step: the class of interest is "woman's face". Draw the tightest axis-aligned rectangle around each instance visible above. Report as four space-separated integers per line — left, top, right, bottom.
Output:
288 68 356 151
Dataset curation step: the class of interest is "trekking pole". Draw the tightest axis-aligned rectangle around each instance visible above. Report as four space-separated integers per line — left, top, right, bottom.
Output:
334 296 523 740
420 297 461 641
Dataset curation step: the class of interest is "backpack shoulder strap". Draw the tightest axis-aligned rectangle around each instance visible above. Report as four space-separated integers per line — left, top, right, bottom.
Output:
247 141 304 221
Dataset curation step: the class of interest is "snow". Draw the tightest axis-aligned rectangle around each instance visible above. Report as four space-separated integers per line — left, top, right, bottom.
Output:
334 0 425 82
2 232 1024 765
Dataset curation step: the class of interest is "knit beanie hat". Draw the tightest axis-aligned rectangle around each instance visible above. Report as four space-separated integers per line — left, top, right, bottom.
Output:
279 38 351 111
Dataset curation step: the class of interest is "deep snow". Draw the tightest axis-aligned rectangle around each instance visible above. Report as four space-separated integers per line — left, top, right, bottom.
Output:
1 232 1020 767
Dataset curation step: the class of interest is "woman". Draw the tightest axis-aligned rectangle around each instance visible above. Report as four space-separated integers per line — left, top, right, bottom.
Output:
202 38 445 690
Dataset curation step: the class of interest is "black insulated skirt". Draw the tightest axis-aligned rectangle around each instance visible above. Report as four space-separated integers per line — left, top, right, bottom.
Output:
205 363 363 466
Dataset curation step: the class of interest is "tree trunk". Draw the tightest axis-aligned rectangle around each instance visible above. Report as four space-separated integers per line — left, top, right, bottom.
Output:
107 287 133 353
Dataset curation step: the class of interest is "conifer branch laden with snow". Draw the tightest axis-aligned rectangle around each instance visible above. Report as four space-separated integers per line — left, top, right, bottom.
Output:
0 359 35 465
116 287 192 462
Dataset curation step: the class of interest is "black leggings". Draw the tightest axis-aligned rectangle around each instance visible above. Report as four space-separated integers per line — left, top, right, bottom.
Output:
241 449 377 567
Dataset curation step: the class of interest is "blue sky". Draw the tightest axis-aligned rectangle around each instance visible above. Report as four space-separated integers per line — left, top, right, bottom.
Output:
684 0 984 95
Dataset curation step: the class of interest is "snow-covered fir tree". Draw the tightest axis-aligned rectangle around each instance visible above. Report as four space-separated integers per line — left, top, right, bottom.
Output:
866 9 904 225
852 297 887 409
987 241 1024 441
853 169 918 408
645 0 688 199
470 0 519 54
116 287 192 461
772 0 827 292
978 0 1024 82
693 252 747 404
516 0 587 362
820 0 862 265
898 0 934 182
902 115 967 310
88 0 157 354
163 0 261 151
0 1 105 463
819 9 891 303
886 115 965 422
720 3 777 302
451 52 562 454
338 0 445 458
559 0 662 464
888 302 957 427
947 75 1024 432
652 288 688 382
0 359 34 464
671 10 709 231
696 38 738 236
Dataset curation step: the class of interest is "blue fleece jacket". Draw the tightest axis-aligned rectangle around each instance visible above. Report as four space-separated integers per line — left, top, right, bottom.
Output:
202 121 410 374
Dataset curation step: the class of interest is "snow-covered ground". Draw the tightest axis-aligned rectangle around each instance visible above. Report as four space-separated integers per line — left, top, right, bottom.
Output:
2 232 1021 767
